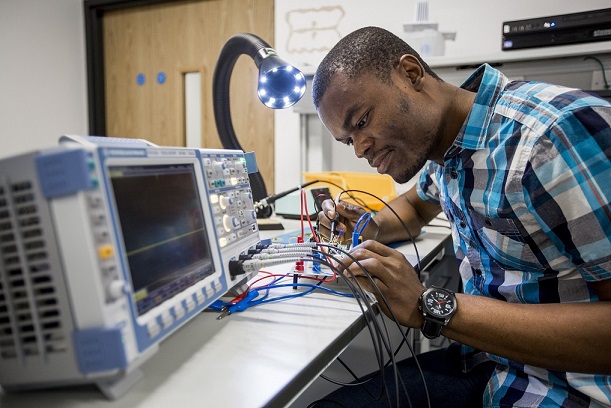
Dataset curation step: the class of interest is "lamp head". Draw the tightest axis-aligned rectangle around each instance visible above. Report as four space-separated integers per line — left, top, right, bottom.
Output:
256 48 306 109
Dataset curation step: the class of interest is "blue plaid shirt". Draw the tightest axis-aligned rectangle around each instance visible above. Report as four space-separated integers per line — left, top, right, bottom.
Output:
417 64 611 407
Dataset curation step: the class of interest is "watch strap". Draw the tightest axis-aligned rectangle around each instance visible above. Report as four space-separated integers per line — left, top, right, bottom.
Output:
421 317 443 339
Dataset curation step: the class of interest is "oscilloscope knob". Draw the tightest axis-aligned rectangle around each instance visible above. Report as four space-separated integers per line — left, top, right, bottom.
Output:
234 161 246 173
212 160 226 173
241 191 252 203
107 279 127 301
223 215 240 232
246 210 256 221
219 195 234 210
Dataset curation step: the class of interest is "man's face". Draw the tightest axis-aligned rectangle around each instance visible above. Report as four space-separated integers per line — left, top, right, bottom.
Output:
317 69 441 184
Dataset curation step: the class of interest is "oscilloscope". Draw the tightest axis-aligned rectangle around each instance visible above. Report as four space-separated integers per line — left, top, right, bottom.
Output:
0 135 261 398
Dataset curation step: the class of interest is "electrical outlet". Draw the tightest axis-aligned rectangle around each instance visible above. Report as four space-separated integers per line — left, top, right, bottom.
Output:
591 70 611 90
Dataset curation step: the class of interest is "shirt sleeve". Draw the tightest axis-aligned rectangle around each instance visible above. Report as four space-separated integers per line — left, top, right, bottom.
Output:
522 104 611 281
416 160 442 205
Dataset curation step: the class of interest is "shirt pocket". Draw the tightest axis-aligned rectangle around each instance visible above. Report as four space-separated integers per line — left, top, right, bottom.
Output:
469 211 546 272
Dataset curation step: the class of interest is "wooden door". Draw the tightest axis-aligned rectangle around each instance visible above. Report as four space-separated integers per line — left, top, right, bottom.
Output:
103 0 276 192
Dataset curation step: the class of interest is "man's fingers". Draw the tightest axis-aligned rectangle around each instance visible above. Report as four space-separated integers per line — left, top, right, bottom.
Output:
351 240 397 257
342 269 389 294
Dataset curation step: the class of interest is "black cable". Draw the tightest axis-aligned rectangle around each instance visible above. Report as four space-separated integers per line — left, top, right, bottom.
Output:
309 251 399 407
306 398 347 408
310 253 394 405
321 336 408 387
311 246 428 408
584 56 610 90
260 220 432 406
313 179 377 212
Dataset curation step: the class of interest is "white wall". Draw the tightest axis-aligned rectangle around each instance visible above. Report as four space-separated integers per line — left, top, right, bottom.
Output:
274 0 611 193
0 0 609 189
0 0 88 159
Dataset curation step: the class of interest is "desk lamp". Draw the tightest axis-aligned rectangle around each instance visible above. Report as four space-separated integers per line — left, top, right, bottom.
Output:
213 33 306 218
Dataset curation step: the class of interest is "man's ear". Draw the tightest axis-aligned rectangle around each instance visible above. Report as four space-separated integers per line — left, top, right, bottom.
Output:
398 54 425 91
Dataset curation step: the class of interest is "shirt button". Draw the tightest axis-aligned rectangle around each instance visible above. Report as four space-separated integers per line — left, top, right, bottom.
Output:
485 219 492 227
450 170 458 179
460 221 466 228
474 269 482 276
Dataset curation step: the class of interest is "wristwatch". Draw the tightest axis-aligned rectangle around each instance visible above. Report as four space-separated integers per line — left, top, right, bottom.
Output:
419 286 457 339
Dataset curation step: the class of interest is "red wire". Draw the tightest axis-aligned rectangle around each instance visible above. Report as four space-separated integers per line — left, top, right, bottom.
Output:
299 189 337 280
236 187 338 305
300 188 305 238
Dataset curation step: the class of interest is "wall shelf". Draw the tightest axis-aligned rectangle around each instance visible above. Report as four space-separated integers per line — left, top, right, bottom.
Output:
426 41 611 68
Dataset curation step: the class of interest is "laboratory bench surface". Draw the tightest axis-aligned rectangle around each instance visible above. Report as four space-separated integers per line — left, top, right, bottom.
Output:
0 218 452 408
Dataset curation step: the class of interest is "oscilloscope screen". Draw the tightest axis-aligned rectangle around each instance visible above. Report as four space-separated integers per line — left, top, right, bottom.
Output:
109 163 215 315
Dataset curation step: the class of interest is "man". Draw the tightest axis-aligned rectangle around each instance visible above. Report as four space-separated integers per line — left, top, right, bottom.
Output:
311 26 611 407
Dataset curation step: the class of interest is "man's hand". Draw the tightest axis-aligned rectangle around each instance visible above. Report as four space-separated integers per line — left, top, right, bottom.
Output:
341 239 425 328
317 199 379 244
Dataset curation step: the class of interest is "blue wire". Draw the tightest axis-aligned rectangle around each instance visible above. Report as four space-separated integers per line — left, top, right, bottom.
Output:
209 275 285 312
256 282 355 299
256 275 285 303
225 281 355 315
352 212 372 247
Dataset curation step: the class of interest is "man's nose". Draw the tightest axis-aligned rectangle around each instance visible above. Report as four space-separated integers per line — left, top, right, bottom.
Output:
353 136 372 159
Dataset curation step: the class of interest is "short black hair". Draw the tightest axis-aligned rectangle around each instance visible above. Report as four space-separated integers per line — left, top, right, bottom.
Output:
312 26 440 109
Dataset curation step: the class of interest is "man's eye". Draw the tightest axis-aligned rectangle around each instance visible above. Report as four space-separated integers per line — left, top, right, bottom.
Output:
356 112 369 129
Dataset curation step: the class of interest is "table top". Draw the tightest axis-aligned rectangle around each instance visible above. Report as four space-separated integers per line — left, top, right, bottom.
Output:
0 217 452 408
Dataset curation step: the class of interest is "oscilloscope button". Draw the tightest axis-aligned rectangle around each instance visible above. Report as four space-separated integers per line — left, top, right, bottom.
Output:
146 321 161 338
185 295 196 312
91 213 106 226
98 244 114 260
95 230 110 243
160 309 173 329
204 285 215 299
87 195 103 208
173 304 186 320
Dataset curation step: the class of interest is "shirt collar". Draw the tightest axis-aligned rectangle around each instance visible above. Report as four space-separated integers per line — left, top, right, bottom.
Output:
449 64 510 152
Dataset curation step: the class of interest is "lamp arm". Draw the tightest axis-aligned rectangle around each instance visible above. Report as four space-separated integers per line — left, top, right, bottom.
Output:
212 33 275 218
212 33 271 151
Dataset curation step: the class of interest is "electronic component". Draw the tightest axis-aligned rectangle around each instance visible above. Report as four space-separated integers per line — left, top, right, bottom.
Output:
0 136 260 398
502 8 611 50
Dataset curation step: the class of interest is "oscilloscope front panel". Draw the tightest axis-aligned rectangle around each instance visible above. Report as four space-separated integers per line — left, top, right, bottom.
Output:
0 138 261 396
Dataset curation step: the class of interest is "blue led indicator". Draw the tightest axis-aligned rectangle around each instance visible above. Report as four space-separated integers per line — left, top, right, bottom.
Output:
136 73 145 86
157 72 166 84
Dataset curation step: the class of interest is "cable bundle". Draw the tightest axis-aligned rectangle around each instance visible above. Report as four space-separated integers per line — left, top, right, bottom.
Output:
215 185 432 408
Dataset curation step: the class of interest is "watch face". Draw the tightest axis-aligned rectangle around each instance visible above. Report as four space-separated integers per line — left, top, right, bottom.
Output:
423 289 455 318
